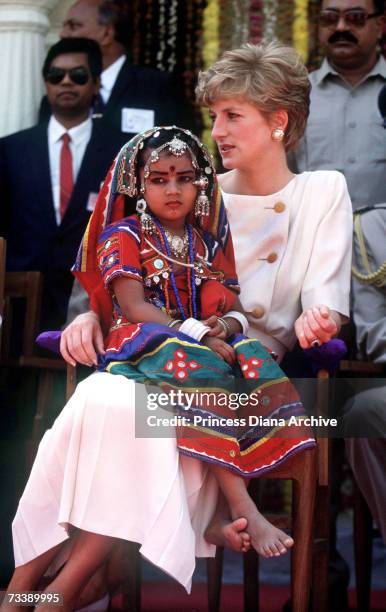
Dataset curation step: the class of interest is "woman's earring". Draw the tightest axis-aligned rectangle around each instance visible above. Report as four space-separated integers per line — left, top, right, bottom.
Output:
194 176 210 218
271 128 285 142
136 198 156 234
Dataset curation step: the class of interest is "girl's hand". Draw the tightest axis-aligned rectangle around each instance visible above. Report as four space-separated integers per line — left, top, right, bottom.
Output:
295 305 339 349
202 336 235 364
201 315 226 339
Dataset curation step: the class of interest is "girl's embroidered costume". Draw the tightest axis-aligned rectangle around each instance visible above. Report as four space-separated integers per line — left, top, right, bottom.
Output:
74 127 314 477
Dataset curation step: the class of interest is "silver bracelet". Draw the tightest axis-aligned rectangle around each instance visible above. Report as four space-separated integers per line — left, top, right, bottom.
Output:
224 311 249 335
218 317 231 336
168 319 182 329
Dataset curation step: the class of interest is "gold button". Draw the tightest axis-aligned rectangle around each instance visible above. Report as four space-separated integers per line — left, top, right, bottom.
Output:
252 306 265 319
229 450 236 457
274 202 286 213
267 252 278 264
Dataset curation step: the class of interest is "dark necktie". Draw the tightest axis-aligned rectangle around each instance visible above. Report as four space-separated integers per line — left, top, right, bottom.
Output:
92 92 105 117
60 133 73 219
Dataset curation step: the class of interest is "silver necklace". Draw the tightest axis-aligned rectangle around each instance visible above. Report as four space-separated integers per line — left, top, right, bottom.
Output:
163 227 189 258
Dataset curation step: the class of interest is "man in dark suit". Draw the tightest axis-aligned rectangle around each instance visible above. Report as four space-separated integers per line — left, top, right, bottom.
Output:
0 37 126 330
39 0 197 136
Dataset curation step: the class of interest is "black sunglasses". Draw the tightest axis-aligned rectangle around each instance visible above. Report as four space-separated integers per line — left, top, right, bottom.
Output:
319 8 382 28
45 66 91 85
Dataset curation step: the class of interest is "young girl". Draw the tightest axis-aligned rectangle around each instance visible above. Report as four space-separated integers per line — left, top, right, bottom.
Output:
74 125 315 559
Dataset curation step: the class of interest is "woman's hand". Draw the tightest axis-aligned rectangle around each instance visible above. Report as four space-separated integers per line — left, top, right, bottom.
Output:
295 305 341 349
60 311 105 367
202 335 235 364
201 315 226 339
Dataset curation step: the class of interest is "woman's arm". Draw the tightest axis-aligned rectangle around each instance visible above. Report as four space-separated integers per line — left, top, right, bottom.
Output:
60 310 105 367
296 172 352 348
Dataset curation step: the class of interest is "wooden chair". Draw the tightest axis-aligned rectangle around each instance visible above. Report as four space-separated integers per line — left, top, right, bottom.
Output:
339 358 385 612
206 365 333 612
0 270 68 463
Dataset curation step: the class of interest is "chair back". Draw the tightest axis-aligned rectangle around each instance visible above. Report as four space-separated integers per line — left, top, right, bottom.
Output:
0 270 43 364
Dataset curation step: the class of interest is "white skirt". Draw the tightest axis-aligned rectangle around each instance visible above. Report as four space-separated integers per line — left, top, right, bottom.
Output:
12 372 217 592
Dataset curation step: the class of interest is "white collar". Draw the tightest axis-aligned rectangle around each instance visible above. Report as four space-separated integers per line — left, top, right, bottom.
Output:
48 115 92 145
100 54 126 102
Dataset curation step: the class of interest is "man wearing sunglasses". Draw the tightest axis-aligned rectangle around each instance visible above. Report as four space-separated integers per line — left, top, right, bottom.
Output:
295 0 385 210
0 37 126 331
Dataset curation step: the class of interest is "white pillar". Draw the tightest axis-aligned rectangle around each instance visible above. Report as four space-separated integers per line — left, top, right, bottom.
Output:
0 0 59 137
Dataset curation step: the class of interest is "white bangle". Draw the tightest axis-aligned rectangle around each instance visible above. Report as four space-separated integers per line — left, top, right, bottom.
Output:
179 318 211 341
224 311 249 335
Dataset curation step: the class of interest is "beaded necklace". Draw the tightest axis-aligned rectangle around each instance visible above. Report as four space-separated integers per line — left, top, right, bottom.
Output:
154 219 197 320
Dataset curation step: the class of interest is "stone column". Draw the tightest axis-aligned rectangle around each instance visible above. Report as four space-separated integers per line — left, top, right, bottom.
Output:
0 0 59 137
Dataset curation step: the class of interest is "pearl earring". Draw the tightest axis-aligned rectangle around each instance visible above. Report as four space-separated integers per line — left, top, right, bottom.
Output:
271 128 285 142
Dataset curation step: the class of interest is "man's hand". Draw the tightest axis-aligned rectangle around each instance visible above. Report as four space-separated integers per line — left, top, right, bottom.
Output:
295 305 341 349
60 311 105 367
202 335 235 365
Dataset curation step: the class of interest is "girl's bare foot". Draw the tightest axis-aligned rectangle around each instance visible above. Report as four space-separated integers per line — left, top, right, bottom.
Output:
205 517 251 552
238 504 293 558
209 467 293 558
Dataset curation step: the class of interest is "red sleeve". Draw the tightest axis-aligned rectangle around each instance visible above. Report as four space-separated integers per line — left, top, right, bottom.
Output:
97 223 143 289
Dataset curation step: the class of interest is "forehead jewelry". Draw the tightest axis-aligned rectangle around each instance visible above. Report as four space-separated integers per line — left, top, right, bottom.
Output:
142 136 199 182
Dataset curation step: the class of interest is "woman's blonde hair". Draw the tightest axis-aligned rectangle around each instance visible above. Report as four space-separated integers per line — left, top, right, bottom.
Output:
196 41 310 151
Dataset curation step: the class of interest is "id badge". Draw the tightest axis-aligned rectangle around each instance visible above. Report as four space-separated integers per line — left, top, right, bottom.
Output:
121 108 155 133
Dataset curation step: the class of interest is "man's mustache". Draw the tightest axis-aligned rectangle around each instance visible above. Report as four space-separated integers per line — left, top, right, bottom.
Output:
329 31 358 44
